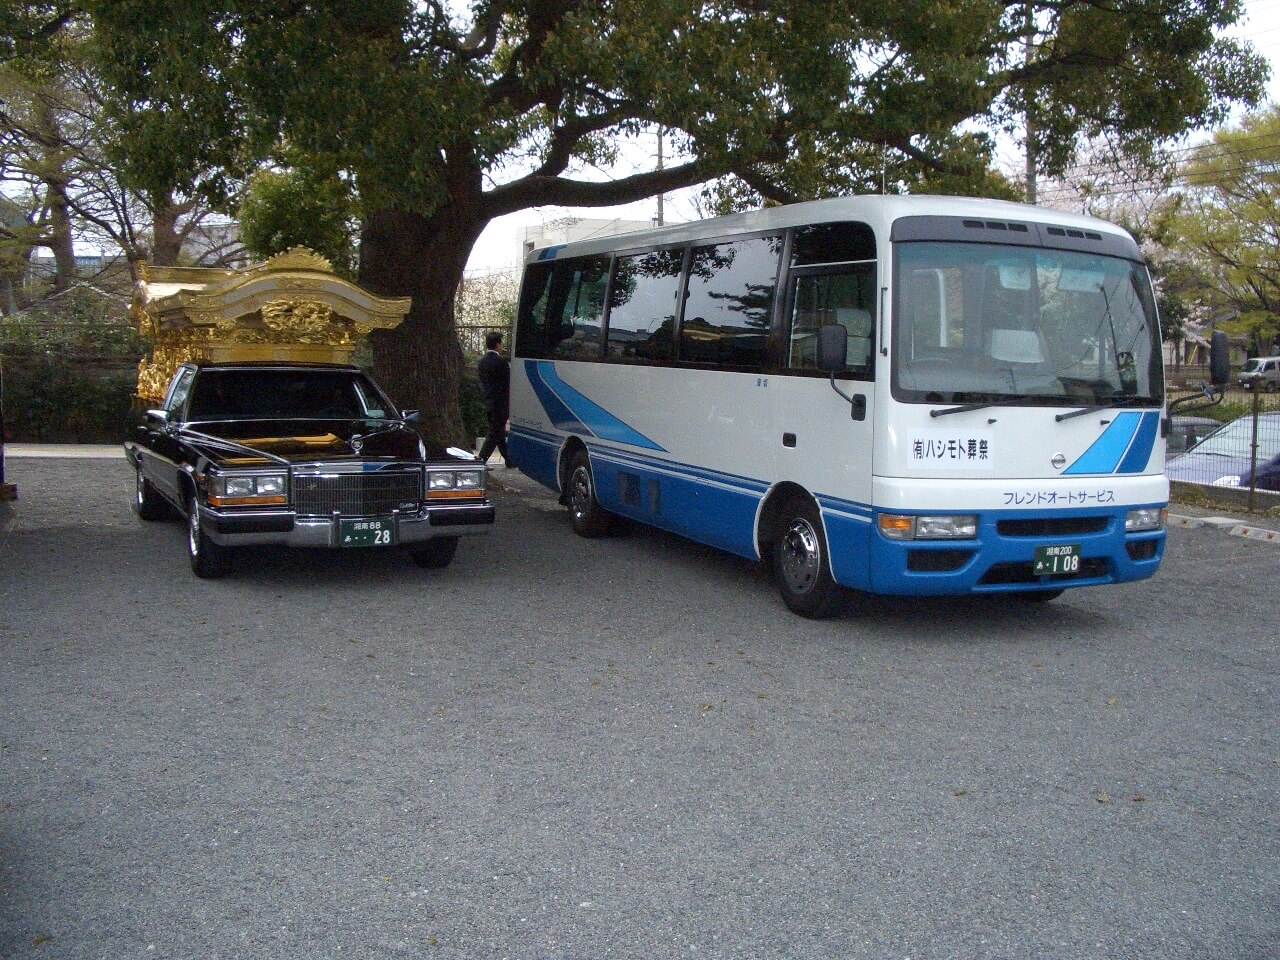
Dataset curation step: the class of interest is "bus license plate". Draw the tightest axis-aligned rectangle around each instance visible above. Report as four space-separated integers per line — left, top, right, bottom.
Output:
339 518 394 547
1034 543 1081 576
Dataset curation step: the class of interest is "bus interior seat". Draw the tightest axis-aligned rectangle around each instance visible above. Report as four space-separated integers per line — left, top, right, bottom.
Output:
834 308 872 367
986 328 1046 365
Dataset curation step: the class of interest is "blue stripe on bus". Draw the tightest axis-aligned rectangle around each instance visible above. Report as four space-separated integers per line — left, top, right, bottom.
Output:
1116 411 1160 474
816 493 875 522
587 444 767 494
1062 412 1142 476
524 361 592 437
535 362 666 451
510 423 563 445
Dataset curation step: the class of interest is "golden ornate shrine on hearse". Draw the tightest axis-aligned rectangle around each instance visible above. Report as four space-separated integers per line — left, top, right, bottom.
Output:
132 247 411 404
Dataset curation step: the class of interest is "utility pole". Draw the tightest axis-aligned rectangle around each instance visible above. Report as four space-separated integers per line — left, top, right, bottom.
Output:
1024 3 1037 204
656 125 665 226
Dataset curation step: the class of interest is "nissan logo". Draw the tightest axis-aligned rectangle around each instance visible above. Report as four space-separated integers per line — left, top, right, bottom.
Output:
1051 453 1067 470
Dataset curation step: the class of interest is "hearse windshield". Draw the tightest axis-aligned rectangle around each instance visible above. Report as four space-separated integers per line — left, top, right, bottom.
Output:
893 241 1163 407
186 369 394 421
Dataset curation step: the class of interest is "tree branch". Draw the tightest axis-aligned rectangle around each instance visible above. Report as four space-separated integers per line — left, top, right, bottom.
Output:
483 160 710 219
486 0 584 115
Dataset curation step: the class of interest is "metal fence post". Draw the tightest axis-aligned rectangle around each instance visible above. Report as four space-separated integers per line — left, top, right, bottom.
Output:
0 356 14 502
1248 377 1261 512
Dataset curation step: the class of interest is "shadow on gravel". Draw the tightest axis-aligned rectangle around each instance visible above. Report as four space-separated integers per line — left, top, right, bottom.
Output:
528 495 1110 641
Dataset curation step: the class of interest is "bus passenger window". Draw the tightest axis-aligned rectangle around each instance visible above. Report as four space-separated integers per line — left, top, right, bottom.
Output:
606 249 683 364
681 235 781 370
548 257 609 360
514 257 610 360
787 265 876 375
515 262 555 358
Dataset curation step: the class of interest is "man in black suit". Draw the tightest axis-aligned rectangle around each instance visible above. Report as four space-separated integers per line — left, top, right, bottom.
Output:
476 330 510 466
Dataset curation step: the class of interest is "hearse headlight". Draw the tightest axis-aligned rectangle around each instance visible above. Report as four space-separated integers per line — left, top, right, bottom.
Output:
426 469 486 499
208 473 288 507
1125 508 1167 532
878 513 978 541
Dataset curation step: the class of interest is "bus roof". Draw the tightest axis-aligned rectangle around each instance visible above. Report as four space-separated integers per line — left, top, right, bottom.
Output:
522 194 1136 265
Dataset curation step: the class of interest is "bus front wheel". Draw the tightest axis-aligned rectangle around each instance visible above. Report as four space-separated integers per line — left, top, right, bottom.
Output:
772 498 843 618
566 451 612 538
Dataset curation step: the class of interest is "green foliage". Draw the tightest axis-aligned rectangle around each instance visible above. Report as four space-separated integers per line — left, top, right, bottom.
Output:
89 0 1269 215
238 163 358 277
458 369 488 445
1166 106 1280 354
0 290 145 443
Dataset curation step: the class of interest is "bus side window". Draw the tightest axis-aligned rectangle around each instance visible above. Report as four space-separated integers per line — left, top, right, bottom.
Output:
681 235 781 370
515 262 555 358
606 249 683 364
548 256 610 360
787 265 875 376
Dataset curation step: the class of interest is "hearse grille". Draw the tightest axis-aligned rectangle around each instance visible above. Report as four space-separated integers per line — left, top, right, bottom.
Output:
292 469 422 517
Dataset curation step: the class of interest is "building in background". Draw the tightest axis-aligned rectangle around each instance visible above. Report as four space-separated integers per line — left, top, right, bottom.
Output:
519 217 653 262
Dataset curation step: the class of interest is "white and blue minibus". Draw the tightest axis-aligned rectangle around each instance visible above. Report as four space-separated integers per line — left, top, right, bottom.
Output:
507 196 1168 616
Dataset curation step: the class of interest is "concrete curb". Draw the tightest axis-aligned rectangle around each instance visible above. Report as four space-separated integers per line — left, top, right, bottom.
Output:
1169 513 1280 546
4 444 124 459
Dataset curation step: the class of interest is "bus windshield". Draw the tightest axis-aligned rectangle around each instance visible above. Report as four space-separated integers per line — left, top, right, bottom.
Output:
893 242 1163 407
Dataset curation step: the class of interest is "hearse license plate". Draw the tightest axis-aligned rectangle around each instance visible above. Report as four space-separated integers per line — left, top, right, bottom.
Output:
339 518 394 547
1033 543 1081 576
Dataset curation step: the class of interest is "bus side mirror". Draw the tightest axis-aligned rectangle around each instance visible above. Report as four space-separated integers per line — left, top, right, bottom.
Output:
1209 331 1229 387
817 324 848 373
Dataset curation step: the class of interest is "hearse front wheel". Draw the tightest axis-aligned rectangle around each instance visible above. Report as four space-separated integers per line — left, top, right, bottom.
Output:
186 492 233 579
771 497 843 618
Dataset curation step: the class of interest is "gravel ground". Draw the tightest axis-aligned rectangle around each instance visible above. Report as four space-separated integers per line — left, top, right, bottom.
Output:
1 457 1277 960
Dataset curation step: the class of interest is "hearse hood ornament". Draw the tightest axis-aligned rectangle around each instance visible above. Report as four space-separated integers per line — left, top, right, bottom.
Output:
349 434 364 455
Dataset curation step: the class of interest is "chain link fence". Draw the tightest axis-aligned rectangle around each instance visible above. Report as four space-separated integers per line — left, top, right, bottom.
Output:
1167 385 1280 507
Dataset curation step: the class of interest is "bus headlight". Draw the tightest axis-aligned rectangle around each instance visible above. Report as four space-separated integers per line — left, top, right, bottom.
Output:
878 514 977 540
1125 508 1166 532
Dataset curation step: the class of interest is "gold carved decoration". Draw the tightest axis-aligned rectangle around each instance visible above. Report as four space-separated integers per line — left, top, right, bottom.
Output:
137 345 203 403
132 247 411 401
261 299 336 340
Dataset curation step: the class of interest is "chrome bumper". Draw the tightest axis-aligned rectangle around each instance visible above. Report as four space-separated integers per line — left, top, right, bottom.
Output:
199 502 494 547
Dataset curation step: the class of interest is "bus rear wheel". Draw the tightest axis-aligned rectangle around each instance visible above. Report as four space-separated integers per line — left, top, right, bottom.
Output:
566 450 613 538
771 498 843 618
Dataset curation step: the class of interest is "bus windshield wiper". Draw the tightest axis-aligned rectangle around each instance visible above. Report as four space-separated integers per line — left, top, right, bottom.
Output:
1055 394 1143 422
930 401 997 418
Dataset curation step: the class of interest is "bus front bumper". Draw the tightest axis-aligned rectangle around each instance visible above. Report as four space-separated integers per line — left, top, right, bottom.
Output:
827 505 1165 596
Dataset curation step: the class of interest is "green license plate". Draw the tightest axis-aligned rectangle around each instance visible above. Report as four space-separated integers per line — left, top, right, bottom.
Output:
339 517 394 547
1033 543 1081 577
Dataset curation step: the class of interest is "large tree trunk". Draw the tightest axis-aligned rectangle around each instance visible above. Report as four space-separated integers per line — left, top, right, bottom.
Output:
358 206 487 446
150 201 185 267
45 178 76 293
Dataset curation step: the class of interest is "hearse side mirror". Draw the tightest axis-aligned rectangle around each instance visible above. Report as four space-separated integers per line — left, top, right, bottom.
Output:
817 324 848 373
1210 331 1230 387
401 409 421 423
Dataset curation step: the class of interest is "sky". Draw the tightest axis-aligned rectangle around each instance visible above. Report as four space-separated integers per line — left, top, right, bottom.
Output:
463 0 1280 275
